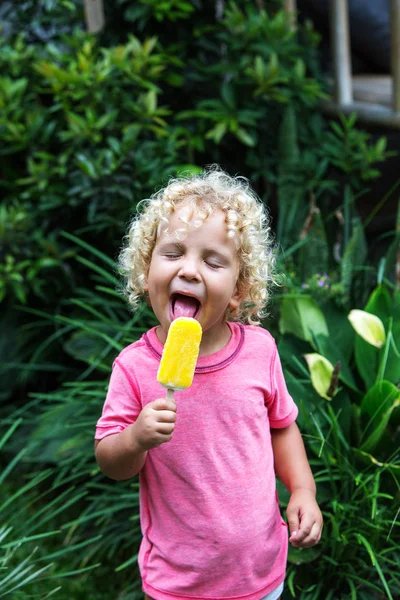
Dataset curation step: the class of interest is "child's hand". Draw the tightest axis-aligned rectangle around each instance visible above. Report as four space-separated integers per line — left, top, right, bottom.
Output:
133 397 177 451
286 488 323 548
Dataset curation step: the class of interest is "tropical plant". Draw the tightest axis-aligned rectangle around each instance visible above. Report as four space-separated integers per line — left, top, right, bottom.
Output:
277 279 400 598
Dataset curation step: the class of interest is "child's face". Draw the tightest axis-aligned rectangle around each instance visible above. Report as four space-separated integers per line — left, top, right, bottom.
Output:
145 204 241 347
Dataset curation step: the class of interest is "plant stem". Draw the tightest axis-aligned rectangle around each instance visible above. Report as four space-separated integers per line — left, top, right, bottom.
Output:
376 317 393 383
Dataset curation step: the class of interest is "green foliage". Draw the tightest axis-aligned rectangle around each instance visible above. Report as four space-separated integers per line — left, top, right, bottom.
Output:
278 284 400 597
276 111 390 304
1 245 152 597
322 113 391 188
0 24 188 402
284 406 399 600
0 420 104 598
128 0 195 23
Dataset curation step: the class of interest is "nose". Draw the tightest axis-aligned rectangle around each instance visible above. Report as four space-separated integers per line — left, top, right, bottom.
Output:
178 255 201 281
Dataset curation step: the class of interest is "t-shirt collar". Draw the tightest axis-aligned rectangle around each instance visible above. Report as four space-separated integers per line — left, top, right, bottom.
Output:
144 321 245 373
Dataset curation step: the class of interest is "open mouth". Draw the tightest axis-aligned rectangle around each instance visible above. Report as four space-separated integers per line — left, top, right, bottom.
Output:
170 293 201 320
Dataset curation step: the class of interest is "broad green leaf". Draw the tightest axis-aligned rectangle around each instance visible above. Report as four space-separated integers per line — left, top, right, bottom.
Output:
323 300 355 361
304 353 334 400
348 310 386 348
354 286 392 388
360 380 400 453
354 335 378 389
288 545 321 564
314 333 359 393
384 289 400 383
279 295 329 343
365 284 392 317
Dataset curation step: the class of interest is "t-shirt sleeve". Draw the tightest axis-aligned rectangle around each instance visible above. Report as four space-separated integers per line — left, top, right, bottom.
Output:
266 344 298 429
94 358 142 440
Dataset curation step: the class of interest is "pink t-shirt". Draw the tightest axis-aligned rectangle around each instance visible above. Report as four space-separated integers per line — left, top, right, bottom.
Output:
95 322 298 600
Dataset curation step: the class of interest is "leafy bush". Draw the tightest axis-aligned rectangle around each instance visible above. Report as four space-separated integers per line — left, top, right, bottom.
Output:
0 27 187 403
278 282 400 598
1 1 392 399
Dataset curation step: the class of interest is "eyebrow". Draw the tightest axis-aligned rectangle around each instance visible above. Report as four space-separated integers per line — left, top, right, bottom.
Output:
157 241 233 263
157 241 184 252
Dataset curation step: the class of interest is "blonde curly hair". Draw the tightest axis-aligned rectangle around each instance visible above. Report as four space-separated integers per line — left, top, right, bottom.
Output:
118 166 277 324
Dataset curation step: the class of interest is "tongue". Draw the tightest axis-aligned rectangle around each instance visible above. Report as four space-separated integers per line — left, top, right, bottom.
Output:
173 295 199 319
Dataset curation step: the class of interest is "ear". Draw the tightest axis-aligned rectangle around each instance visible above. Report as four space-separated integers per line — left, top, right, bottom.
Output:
228 285 242 313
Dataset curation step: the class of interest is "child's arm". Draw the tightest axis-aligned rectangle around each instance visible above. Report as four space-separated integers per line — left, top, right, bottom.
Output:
271 421 323 548
95 396 177 480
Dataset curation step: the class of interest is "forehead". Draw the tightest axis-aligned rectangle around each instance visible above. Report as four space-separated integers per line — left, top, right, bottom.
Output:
158 203 229 239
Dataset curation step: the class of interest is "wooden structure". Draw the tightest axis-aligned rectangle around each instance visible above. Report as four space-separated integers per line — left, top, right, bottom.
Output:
284 0 400 129
84 0 105 34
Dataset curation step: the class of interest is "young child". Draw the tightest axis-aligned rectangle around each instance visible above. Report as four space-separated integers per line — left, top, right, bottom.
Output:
94 167 323 600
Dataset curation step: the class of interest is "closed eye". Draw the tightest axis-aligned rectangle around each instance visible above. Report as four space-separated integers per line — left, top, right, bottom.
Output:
205 260 223 269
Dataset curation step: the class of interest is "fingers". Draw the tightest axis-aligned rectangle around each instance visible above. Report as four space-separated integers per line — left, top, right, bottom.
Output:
134 398 178 450
290 519 322 548
150 399 177 426
288 508 323 548
151 397 177 413
154 410 177 424
287 513 300 542
151 421 175 446
287 491 323 548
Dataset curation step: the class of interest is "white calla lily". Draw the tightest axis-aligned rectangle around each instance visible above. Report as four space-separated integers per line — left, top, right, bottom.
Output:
304 353 335 401
348 310 386 348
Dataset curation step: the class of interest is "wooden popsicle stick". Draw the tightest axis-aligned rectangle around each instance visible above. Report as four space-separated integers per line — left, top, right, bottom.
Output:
166 388 175 401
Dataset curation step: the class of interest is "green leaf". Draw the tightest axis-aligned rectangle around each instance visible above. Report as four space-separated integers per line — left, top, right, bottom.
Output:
294 58 305 79
384 290 400 383
221 82 235 109
95 110 118 130
365 284 392 318
288 545 321 564
360 380 400 453
75 154 97 178
205 122 227 143
235 128 256 147
314 334 359 392
144 90 157 113
354 286 393 388
279 295 329 342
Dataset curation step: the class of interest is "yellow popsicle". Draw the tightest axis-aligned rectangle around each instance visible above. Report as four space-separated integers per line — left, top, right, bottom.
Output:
157 317 202 395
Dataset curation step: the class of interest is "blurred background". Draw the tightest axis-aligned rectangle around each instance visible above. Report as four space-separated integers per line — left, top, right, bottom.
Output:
0 1 399 598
